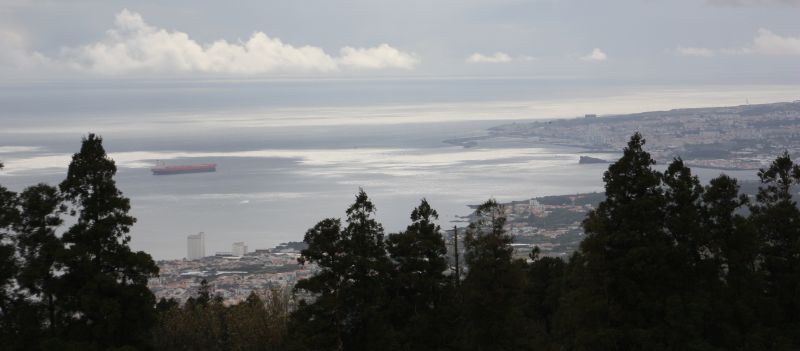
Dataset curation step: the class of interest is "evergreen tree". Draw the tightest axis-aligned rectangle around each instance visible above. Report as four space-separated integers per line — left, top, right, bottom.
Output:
749 152 800 347
290 189 395 350
523 247 565 350
0 163 21 347
702 174 768 349
0 163 18 299
155 297 179 313
558 133 681 350
196 279 212 307
662 158 705 262
12 184 65 348
56 134 159 350
385 199 450 350
459 199 527 351
660 158 718 349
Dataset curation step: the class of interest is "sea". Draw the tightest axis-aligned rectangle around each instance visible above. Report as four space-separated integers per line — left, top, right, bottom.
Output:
1 77 795 259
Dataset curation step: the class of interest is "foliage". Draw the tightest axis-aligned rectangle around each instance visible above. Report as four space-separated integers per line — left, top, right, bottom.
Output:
0 135 159 350
153 289 288 351
385 199 451 351
289 189 396 350
3 133 800 350
458 200 528 351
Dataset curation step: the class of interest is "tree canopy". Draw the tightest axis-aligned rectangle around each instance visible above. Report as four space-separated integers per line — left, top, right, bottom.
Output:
2 133 800 350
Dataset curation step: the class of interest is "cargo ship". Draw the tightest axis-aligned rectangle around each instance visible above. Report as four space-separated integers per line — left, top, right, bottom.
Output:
151 162 216 175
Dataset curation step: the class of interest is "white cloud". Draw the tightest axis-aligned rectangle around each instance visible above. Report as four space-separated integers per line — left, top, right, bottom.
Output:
61 10 337 74
0 30 52 69
466 52 513 63
676 46 715 57
7 9 419 75
747 28 800 55
679 29 800 57
580 48 607 61
337 44 419 69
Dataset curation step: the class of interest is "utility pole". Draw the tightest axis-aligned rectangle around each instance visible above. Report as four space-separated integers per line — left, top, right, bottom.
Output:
453 225 460 287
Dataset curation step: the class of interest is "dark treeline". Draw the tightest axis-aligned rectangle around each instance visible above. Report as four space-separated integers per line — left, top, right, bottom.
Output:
287 132 800 351
2 132 800 350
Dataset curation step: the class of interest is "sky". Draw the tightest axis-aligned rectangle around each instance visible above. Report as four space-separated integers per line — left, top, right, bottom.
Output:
1 0 799 84
1 0 799 258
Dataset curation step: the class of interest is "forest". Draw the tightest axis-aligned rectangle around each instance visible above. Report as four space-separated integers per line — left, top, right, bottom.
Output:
1 132 800 350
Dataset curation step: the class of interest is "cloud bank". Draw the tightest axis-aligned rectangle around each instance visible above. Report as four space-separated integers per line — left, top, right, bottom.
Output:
5 9 419 75
0 30 52 68
746 29 800 55
679 29 800 57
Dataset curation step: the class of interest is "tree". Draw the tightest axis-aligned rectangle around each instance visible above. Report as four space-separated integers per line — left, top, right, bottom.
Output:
56 134 159 349
0 162 21 346
11 184 65 348
290 189 395 350
749 152 800 347
523 248 565 350
225 290 288 351
196 279 212 307
385 199 451 350
458 199 527 351
660 158 720 349
0 163 18 303
558 133 686 350
702 174 769 349
662 158 705 262
153 289 289 351
154 279 228 351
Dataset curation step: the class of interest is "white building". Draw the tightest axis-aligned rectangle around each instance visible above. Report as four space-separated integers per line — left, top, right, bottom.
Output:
232 242 248 257
187 232 206 260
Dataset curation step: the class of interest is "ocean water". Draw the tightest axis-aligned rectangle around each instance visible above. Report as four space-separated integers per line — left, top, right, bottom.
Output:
0 78 786 259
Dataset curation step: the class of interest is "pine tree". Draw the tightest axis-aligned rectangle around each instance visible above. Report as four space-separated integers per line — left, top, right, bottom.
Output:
523 247 565 349
749 152 800 347
290 189 395 350
0 163 18 301
0 163 21 347
660 158 717 349
56 134 159 349
196 278 212 307
13 184 65 347
702 174 769 349
663 158 705 262
385 199 450 350
459 199 527 351
558 133 678 349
